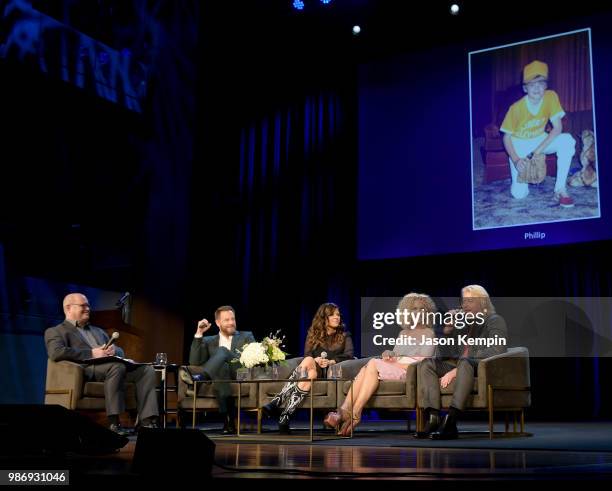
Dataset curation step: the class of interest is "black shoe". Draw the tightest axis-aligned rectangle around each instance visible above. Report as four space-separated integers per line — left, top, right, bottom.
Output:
139 417 160 430
262 402 281 419
414 412 440 439
222 414 237 435
430 414 459 440
278 421 291 435
276 386 307 435
109 423 131 437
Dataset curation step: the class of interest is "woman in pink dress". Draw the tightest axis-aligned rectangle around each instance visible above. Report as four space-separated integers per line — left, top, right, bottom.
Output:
324 293 437 436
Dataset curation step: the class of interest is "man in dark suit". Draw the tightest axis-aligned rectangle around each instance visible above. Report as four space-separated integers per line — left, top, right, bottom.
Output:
44 293 159 436
182 305 255 434
416 285 508 440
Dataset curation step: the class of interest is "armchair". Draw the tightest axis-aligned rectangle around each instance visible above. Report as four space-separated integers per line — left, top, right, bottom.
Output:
44 359 138 413
417 347 531 438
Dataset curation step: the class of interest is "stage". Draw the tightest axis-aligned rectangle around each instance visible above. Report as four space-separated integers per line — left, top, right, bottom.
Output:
4 421 612 484
3 1 612 488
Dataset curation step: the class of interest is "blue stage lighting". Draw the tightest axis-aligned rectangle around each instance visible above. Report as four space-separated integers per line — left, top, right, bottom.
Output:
293 0 305 10
320 0 332 4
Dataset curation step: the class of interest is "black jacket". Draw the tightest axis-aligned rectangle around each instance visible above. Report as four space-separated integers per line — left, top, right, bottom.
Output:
188 331 256 366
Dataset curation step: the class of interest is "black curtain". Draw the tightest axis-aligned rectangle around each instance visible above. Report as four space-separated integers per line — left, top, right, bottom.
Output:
190 86 358 357
189 2 358 357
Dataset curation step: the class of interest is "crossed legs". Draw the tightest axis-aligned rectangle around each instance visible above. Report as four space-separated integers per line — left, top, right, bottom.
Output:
326 359 382 435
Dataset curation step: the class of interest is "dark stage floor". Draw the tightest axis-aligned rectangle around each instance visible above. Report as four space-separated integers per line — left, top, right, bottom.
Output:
202 420 612 452
3 421 612 484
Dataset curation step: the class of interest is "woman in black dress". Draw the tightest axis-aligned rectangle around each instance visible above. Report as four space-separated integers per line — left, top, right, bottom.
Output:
261 302 354 433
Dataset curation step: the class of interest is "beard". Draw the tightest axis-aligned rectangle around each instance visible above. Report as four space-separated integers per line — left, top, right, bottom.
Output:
221 326 236 336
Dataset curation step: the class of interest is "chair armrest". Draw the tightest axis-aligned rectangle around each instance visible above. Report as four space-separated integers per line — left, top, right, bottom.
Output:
177 365 203 402
477 348 530 394
404 362 418 394
45 360 84 409
177 367 188 402
336 357 371 380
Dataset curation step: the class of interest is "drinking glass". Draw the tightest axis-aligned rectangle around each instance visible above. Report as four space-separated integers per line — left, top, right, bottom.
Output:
329 364 342 379
154 352 168 366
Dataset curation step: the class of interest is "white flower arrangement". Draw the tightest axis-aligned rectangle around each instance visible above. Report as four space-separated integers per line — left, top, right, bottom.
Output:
239 342 269 369
235 330 288 368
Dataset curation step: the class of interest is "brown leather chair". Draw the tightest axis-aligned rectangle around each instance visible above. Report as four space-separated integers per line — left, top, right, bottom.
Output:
44 359 138 413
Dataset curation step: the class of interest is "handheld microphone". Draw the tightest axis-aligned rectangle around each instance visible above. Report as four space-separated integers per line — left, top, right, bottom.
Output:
103 332 120 350
321 351 328 378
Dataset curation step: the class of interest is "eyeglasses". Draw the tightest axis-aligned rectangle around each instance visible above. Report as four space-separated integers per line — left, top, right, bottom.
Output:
525 80 547 89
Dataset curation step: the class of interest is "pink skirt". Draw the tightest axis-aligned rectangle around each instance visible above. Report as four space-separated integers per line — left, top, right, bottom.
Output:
372 358 407 381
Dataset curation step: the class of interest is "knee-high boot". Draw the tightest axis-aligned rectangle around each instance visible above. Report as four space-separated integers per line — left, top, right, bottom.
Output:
262 367 300 418
278 385 309 434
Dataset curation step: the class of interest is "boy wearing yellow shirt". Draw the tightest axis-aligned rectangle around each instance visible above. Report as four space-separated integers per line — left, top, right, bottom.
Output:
501 60 576 207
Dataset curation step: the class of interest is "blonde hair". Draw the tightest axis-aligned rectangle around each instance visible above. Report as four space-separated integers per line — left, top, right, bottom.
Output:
396 292 438 329
461 284 496 314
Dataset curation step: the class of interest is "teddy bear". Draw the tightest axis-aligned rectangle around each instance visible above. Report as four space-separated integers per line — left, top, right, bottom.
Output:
569 129 597 188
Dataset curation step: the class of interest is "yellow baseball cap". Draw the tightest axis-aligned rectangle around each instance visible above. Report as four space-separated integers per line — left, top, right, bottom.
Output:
523 61 548 83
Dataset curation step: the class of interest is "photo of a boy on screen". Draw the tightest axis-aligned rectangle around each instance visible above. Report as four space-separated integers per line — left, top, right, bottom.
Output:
470 29 600 230
501 60 576 207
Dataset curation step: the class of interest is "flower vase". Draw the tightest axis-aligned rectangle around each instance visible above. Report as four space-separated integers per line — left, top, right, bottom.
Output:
269 362 280 379
251 365 272 380
236 367 250 381
251 366 262 379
